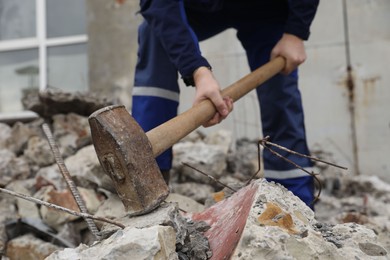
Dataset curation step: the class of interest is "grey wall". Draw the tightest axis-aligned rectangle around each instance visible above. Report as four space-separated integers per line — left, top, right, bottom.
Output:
179 0 390 180
302 0 390 180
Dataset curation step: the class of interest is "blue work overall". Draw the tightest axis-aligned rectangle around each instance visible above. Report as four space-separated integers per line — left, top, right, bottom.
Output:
132 3 315 208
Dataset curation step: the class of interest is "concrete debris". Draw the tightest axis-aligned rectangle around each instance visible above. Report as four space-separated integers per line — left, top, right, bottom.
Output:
0 191 17 255
0 149 30 187
180 130 205 143
6 234 62 260
4 120 43 155
93 193 126 221
24 136 56 167
171 182 214 204
99 202 211 259
226 138 261 181
0 102 389 259
5 218 74 248
229 179 388 259
0 123 11 149
22 87 115 118
63 145 115 192
203 129 233 154
165 193 205 213
37 186 101 231
6 180 40 219
51 113 92 158
46 226 177 260
173 142 227 184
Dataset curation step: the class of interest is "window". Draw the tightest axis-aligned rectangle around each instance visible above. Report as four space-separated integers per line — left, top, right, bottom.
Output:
47 44 87 92
0 0 36 40
0 49 39 113
0 0 88 120
47 0 86 38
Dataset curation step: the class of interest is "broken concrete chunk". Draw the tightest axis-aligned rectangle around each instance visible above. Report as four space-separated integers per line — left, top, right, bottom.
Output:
23 87 114 118
204 129 233 154
229 179 387 260
94 192 126 221
64 145 115 192
35 165 68 191
24 136 55 167
6 180 40 219
0 123 12 149
52 113 92 157
5 120 43 155
226 138 260 180
0 149 30 187
46 226 177 260
38 186 101 230
170 182 214 204
0 195 18 255
6 233 62 260
165 193 205 213
173 142 226 183
5 218 75 248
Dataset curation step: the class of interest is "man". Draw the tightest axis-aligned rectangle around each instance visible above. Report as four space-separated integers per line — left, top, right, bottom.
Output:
132 0 319 208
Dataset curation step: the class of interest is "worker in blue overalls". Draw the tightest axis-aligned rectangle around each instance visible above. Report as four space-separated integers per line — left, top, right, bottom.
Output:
132 0 320 208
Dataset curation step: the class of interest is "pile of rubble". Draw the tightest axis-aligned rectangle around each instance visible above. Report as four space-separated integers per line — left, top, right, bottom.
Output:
0 91 389 259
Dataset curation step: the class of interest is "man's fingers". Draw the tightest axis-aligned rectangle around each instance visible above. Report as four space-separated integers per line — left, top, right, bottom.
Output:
270 33 307 75
283 60 295 75
215 96 234 120
224 96 234 114
203 96 233 127
270 51 278 61
283 56 305 74
203 113 221 127
210 93 229 117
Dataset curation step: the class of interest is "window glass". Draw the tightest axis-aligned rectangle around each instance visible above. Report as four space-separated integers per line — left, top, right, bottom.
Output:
0 49 39 113
0 0 36 40
47 0 86 38
47 43 88 92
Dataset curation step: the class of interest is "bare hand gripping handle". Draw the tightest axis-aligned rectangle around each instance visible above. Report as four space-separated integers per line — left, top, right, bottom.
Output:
147 56 286 157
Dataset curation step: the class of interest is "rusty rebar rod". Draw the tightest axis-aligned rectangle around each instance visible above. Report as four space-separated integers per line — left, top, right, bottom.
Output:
244 135 349 205
261 136 348 170
42 123 101 240
245 140 263 185
261 141 319 177
259 136 322 204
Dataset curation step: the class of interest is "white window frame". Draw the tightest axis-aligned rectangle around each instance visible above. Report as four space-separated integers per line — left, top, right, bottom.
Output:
0 0 88 122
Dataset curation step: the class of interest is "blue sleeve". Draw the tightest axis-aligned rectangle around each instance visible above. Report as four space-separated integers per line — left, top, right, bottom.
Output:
285 0 320 40
140 0 210 80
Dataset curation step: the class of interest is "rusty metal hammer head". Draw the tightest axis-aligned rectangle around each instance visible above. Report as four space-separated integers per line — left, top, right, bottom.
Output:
88 105 169 217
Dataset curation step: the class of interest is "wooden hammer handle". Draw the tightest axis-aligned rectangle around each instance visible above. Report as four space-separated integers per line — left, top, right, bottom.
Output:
147 56 286 157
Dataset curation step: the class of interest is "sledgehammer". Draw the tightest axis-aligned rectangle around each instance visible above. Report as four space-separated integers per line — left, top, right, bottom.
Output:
88 57 285 216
